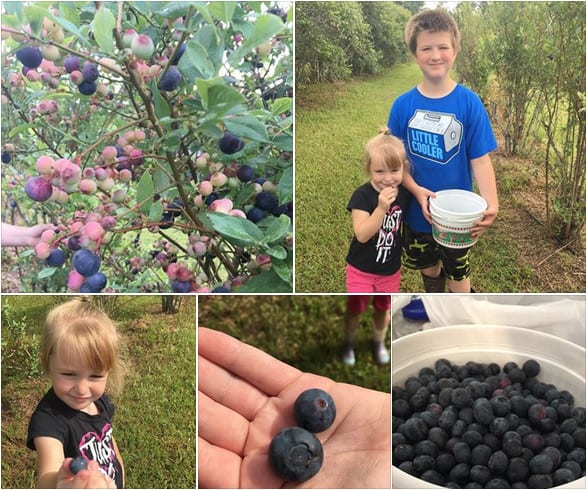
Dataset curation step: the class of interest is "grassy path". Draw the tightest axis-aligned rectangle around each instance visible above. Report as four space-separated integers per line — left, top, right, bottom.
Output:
294 65 585 293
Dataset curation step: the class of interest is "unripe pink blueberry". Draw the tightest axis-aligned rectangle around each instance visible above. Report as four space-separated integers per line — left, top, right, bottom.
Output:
79 179 97 194
81 221 104 241
131 34 155 60
101 216 116 230
98 177 115 191
129 148 144 166
122 29 138 49
210 171 228 188
198 180 213 196
82 167 95 179
67 269 85 291
36 155 55 175
208 197 233 214
167 262 179 280
111 189 127 203
40 229 56 243
101 146 117 162
192 241 207 257
26 70 40 82
118 168 132 182
229 209 247 219
34 242 51 259
70 70 83 85
61 162 82 184
95 167 109 181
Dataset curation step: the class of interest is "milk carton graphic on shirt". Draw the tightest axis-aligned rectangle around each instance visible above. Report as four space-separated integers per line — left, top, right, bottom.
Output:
408 110 463 164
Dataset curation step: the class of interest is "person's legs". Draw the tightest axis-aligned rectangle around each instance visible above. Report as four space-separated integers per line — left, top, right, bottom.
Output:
441 246 473 292
343 295 371 366
371 296 391 365
402 225 446 293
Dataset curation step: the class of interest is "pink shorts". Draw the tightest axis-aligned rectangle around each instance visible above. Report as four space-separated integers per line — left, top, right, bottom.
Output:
345 264 401 293
347 295 391 314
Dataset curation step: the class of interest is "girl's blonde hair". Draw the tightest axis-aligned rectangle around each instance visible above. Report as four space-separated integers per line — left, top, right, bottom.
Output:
41 298 125 395
405 8 461 56
365 128 408 173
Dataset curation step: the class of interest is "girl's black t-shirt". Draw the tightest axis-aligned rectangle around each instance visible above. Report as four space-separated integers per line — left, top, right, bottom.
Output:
346 183 410 275
27 388 124 488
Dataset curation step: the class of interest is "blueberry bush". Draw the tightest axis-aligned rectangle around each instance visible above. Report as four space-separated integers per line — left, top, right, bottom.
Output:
1 1 293 293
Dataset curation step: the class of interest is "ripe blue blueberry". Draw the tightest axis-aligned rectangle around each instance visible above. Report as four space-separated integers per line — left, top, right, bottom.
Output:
218 132 245 154
78 80 97 96
255 191 279 213
69 456 88 474
16 46 43 68
83 272 107 293
1 151 11 163
45 248 66 267
72 249 101 277
246 206 267 223
268 427 323 482
170 43 186 65
63 55 81 73
158 66 181 92
82 62 99 82
211 286 230 293
237 164 255 182
293 388 336 433
171 279 191 293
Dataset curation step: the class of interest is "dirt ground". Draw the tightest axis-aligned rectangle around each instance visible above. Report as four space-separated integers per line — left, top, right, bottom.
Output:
491 151 585 292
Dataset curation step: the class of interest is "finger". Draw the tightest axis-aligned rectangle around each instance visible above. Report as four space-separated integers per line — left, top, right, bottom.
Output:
198 390 249 454
198 436 241 489
198 327 302 396
198 354 268 421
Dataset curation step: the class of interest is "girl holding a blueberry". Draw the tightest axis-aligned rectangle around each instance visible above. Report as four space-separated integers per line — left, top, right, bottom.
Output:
26 298 125 488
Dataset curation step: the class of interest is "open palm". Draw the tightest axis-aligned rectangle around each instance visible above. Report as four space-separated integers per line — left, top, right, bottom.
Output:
198 327 390 489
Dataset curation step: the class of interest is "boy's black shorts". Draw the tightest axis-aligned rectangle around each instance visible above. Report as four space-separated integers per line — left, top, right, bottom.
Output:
402 224 471 281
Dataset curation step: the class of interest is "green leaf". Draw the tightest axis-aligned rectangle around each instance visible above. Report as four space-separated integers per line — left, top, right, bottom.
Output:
23 5 45 35
236 269 292 292
265 245 287 260
278 166 293 202
207 85 246 116
229 14 285 63
194 25 224 68
136 171 154 215
207 212 264 246
156 2 199 18
270 97 293 116
178 39 216 82
149 201 164 222
153 169 171 194
235 183 258 207
271 134 293 152
151 79 171 119
38 267 56 279
224 116 269 143
263 214 291 245
271 257 293 286
25 5 88 45
208 2 236 22
2 2 23 19
93 7 115 55
9 122 35 138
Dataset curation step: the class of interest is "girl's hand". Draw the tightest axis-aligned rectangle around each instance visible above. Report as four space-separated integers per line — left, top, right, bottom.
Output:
377 186 398 211
470 205 498 238
57 459 116 489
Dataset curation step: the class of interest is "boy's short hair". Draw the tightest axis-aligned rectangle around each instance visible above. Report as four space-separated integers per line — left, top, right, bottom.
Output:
405 8 461 55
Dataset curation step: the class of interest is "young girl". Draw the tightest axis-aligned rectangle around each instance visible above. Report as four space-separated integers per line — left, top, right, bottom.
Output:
27 298 125 488
343 129 409 365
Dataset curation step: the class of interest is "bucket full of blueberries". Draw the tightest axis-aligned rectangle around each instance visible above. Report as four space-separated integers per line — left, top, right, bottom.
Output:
392 325 586 488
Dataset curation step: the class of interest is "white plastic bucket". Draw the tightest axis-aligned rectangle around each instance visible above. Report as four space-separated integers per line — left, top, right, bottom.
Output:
392 325 587 489
429 190 486 249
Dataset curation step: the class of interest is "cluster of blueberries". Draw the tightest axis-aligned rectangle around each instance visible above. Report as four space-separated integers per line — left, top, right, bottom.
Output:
268 388 336 482
393 358 586 488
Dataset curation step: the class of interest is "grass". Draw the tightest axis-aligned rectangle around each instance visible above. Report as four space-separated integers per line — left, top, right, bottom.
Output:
295 64 585 293
198 295 391 393
1 295 196 489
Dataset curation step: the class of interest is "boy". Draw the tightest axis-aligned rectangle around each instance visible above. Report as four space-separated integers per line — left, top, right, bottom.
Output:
388 8 498 293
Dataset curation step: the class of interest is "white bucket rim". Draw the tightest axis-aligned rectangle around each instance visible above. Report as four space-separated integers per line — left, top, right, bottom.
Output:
429 189 487 218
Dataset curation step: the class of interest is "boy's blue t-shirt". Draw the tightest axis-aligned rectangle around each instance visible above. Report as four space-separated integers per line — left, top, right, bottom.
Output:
388 84 497 232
